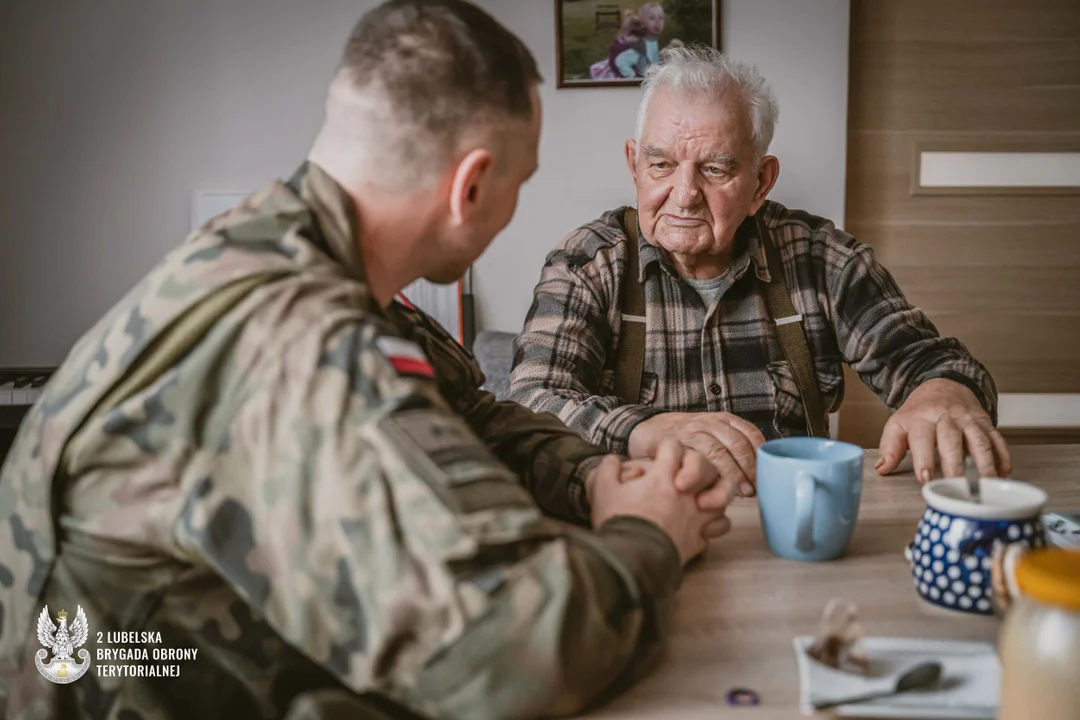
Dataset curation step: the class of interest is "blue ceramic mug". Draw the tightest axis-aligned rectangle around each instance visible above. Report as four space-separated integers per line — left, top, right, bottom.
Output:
756 437 864 562
905 477 1048 616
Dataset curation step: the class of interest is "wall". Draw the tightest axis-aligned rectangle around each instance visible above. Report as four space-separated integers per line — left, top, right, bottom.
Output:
0 0 849 364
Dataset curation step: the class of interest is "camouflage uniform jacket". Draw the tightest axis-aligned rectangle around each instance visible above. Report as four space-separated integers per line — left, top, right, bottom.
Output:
0 162 682 720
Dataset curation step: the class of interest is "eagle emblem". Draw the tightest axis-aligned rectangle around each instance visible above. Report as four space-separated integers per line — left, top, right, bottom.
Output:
35 605 92 684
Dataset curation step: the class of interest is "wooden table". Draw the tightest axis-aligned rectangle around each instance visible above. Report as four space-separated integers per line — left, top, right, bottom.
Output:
584 445 1080 719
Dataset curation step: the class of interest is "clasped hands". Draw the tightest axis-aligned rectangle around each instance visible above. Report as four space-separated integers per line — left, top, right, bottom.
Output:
585 438 736 565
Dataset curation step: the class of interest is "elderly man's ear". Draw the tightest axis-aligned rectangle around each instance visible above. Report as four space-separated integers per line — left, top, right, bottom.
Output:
624 139 638 180
748 155 781 216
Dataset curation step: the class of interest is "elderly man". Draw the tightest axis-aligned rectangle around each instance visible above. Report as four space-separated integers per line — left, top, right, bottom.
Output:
508 45 1010 500
0 4 734 720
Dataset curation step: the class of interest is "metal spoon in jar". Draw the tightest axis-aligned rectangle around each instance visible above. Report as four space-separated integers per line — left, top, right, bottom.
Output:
965 456 981 504
812 661 944 710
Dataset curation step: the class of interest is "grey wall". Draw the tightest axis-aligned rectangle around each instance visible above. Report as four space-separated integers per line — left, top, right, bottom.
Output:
0 0 849 364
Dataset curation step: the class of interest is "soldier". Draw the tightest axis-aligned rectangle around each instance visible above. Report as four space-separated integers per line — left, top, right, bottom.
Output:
0 1 736 718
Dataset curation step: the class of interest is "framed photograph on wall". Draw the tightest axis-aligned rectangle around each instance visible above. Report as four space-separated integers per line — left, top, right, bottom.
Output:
555 0 721 88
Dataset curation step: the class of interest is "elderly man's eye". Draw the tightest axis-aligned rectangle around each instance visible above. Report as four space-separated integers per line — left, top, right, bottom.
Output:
705 166 725 176
652 162 670 170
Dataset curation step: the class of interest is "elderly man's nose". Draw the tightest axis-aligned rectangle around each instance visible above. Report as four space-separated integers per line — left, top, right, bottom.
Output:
675 173 702 206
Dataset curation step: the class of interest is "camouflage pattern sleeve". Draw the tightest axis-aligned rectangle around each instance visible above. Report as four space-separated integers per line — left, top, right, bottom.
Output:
178 313 681 719
388 302 612 526
457 389 607 526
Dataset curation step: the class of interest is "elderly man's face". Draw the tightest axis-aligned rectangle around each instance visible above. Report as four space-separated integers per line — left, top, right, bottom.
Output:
626 85 777 275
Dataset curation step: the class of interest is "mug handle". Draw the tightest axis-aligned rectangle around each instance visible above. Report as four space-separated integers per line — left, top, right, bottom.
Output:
795 470 816 552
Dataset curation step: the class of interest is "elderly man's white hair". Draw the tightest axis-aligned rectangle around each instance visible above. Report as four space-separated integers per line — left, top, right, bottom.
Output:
635 45 779 167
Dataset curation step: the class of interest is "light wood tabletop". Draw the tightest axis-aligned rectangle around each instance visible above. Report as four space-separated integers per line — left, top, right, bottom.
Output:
583 445 1080 719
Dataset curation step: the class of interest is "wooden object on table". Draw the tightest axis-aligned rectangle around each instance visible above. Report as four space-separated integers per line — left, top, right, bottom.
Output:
581 445 1080 718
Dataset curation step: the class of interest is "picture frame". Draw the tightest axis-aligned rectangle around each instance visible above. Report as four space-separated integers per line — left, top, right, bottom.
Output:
555 0 722 88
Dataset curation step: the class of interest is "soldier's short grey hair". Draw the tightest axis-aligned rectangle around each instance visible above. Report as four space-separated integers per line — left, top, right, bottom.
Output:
326 0 542 189
635 45 779 169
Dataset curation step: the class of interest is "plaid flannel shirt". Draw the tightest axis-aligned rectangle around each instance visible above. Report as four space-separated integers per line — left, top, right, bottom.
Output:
507 201 997 455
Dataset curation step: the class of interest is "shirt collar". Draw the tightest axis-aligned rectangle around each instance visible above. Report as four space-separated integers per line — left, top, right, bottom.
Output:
635 207 773 284
286 160 367 281
743 209 773 283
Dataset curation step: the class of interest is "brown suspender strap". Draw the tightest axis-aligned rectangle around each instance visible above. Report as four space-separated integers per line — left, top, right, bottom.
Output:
613 207 647 404
756 215 829 438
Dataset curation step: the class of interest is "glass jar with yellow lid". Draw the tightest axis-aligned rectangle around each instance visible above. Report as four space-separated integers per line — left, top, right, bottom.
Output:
997 547 1080 720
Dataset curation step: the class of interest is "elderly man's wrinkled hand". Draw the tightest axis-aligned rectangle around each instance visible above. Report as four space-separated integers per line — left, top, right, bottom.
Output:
627 412 766 498
875 378 1011 483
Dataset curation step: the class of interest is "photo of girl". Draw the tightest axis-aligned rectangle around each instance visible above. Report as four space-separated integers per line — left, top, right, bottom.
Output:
588 11 646 79
557 0 719 87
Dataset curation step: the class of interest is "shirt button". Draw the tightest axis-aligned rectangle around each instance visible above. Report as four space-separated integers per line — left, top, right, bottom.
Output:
709 382 722 395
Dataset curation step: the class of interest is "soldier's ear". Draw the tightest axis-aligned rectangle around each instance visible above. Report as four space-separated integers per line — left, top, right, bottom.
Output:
449 149 493 225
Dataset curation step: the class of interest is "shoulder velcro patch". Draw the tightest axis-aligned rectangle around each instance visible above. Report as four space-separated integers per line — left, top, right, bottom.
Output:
375 336 435 379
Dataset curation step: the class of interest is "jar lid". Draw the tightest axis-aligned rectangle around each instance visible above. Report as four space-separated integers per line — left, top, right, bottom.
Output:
1016 548 1080 611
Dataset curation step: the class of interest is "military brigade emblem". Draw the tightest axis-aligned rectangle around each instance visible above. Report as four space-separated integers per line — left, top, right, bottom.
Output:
35 605 92 684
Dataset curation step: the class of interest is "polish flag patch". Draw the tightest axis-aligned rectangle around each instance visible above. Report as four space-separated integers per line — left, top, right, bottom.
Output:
375 336 434 378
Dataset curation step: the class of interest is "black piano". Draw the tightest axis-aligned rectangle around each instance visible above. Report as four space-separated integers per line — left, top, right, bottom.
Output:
0 367 54 466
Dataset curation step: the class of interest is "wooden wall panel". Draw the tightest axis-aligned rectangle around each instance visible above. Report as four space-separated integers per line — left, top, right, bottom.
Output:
846 133 1080 224
843 316 1080 396
841 0 1080 447
846 223 1080 269
851 81 1079 135
851 1 1080 44
841 374 1080 448
1001 428 1080 446
838 369 893 449
887 268 1080 314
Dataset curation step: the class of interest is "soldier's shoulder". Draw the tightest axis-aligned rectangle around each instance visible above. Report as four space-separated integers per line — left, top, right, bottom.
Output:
174 184 317 272
270 287 435 386
191 181 310 242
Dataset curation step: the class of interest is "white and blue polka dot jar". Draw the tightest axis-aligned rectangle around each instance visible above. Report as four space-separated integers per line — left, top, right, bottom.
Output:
905 477 1048 616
